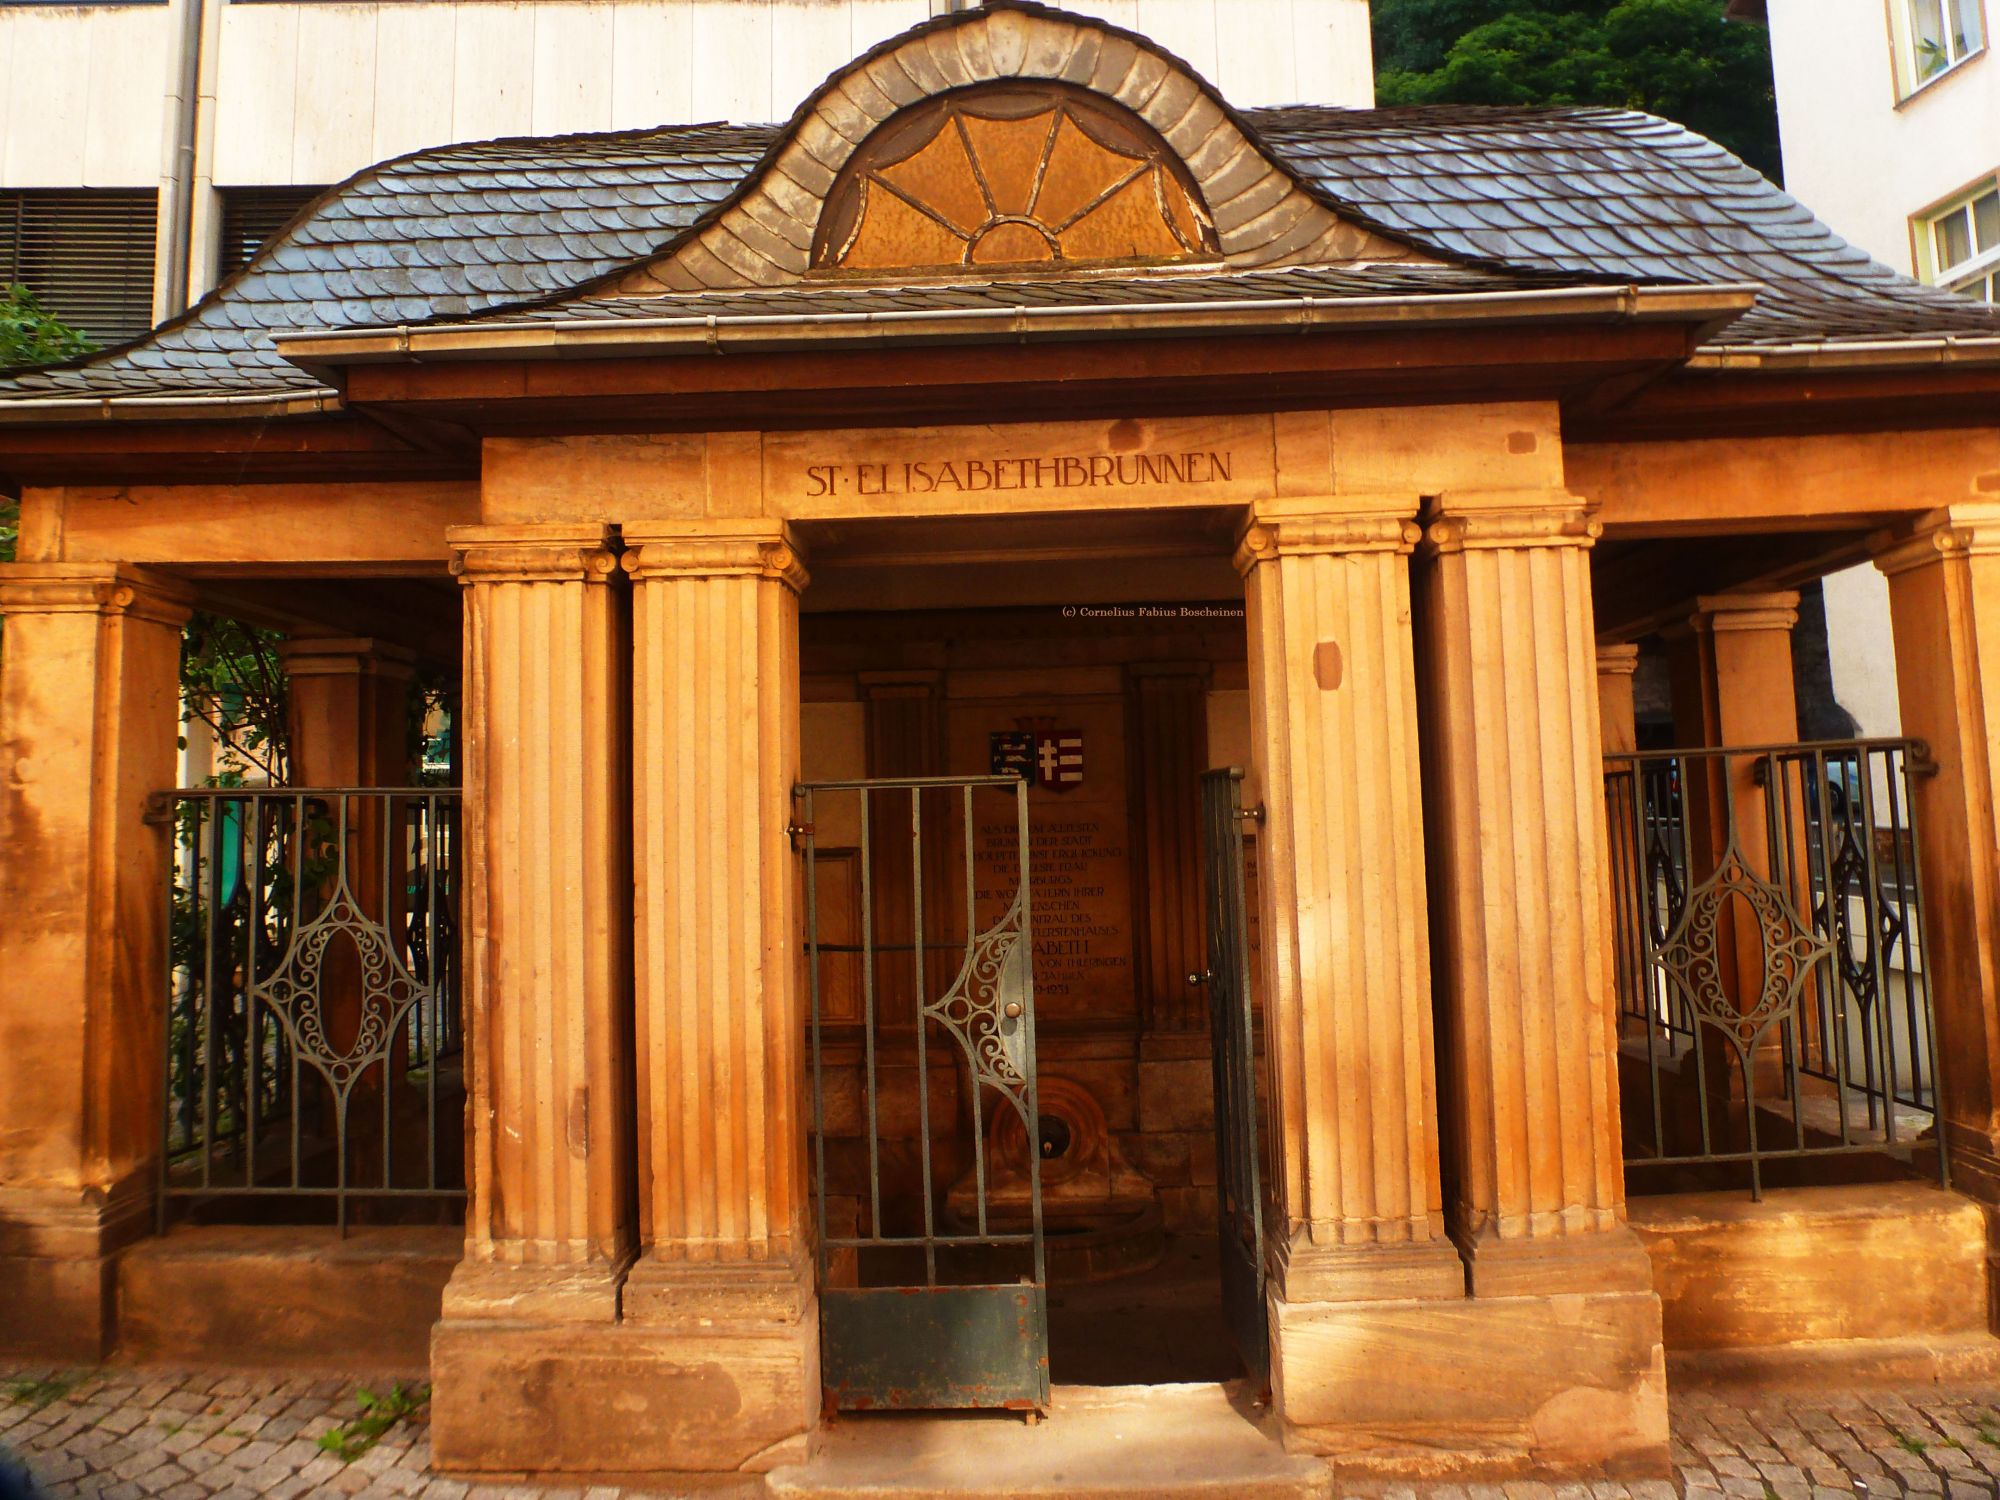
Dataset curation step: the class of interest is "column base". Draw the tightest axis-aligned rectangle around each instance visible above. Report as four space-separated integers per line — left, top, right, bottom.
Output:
431 1253 818 1477
0 1180 151 1361
1271 1233 1667 1479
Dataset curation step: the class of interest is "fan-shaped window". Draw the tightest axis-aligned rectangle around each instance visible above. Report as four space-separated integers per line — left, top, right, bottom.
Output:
813 84 1217 275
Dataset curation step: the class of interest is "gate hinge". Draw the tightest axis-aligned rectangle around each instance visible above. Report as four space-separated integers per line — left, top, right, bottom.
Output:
787 820 815 850
1243 803 1267 824
143 792 175 827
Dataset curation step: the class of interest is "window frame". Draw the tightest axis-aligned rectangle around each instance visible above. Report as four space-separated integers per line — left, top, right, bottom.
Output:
1914 171 2000 300
1887 0 1989 102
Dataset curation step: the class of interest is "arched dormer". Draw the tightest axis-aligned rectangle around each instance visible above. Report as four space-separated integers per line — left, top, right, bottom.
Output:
611 0 1427 295
813 83 1218 274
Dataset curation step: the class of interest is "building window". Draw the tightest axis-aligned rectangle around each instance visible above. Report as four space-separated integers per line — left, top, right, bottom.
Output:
217 186 324 280
1892 0 1987 96
1919 174 2000 302
0 189 158 347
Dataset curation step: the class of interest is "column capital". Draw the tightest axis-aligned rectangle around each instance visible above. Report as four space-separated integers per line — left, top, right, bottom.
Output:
446 524 620 585
621 521 808 592
1595 641 1642 677
276 635 418 683
0 563 195 628
1664 591 1800 639
1874 503 2000 579
1233 496 1422 575
1420 488 1600 556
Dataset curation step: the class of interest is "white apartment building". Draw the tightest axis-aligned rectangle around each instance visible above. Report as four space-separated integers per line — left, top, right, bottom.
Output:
0 0 1374 344
1757 0 1996 301
1741 0 1997 742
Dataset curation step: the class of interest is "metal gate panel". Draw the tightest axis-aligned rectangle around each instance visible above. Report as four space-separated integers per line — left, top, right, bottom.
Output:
798 774 1049 1413
1198 768 1268 1384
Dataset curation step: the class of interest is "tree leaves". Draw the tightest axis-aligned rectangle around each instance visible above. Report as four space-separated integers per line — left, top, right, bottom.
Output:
0 282 93 373
1374 0 1783 180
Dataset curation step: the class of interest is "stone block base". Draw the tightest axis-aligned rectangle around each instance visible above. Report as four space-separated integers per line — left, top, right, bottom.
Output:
1630 1182 1989 1351
430 1314 818 1476
0 1181 149 1360
0 1251 116 1361
117 1224 457 1371
1271 1286 1667 1479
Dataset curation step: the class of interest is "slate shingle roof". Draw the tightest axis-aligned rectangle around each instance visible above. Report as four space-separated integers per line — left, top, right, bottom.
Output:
3 102 1996 409
412 262 1639 329
0 124 778 404
1247 104 2000 348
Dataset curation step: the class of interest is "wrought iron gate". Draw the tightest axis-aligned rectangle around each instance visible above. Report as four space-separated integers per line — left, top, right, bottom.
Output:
1196 768 1268 1384
797 774 1049 1413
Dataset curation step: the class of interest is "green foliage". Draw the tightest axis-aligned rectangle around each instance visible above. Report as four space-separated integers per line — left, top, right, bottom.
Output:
1 495 16 565
1373 0 1782 181
316 1382 429 1463
180 612 293 785
0 283 93 372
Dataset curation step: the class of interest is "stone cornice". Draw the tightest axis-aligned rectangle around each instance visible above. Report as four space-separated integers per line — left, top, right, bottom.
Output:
447 524 621 586
1420 489 1601 556
0 563 195 627
621 522 810 592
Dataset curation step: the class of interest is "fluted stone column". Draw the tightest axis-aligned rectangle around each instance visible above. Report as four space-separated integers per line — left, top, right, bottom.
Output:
1237 501 1454 1281
619 520 817 1471
431 525 638 1467
1877 510 2000 1215
1412 488 1666 1470
0 564 193 1359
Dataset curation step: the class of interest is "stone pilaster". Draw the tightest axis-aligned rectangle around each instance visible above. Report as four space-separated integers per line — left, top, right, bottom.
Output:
277 634 416 787
1234 499 1459 1306
1664 593 1801 751
1876 510 2000 1210
618 520 818 1469
1596 641 1641 758
1126 662 1211 1035
0 563 194 1359
1410 488 1666 1474
436 526 635 1316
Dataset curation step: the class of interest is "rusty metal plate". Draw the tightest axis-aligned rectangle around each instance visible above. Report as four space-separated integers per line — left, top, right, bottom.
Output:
821 1284 1049 1412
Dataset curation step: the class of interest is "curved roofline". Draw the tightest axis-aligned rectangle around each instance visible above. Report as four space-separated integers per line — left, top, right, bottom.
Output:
390 0 1522 330
0 119 776 387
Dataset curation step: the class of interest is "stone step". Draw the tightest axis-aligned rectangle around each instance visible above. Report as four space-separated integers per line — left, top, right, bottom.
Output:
766 1381 1333 1500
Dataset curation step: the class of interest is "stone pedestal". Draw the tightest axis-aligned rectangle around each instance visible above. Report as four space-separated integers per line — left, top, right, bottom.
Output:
1410 489 1668 1476
1877 513 2000 1226
1235 500 1468 1455
0 564 193 1359
616 521 818 1472
430 526 639 1471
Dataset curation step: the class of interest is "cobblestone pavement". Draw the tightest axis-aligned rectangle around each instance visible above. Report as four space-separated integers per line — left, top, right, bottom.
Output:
4 1365 2000 1499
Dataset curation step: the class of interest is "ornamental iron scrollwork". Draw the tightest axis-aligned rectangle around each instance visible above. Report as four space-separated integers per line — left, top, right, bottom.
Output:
924 890 1032 1116
256 888 426 1097
1655 841 1833 1056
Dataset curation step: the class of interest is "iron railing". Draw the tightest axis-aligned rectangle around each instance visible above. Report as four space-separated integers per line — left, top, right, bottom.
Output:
157 787 464 1231
1604 740 1945 1197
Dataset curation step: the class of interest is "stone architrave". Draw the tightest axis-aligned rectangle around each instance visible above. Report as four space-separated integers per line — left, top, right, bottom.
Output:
1876 509 2000 1217
1413 489 1668 1471
0 563 194 1359
429 526 638 1464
